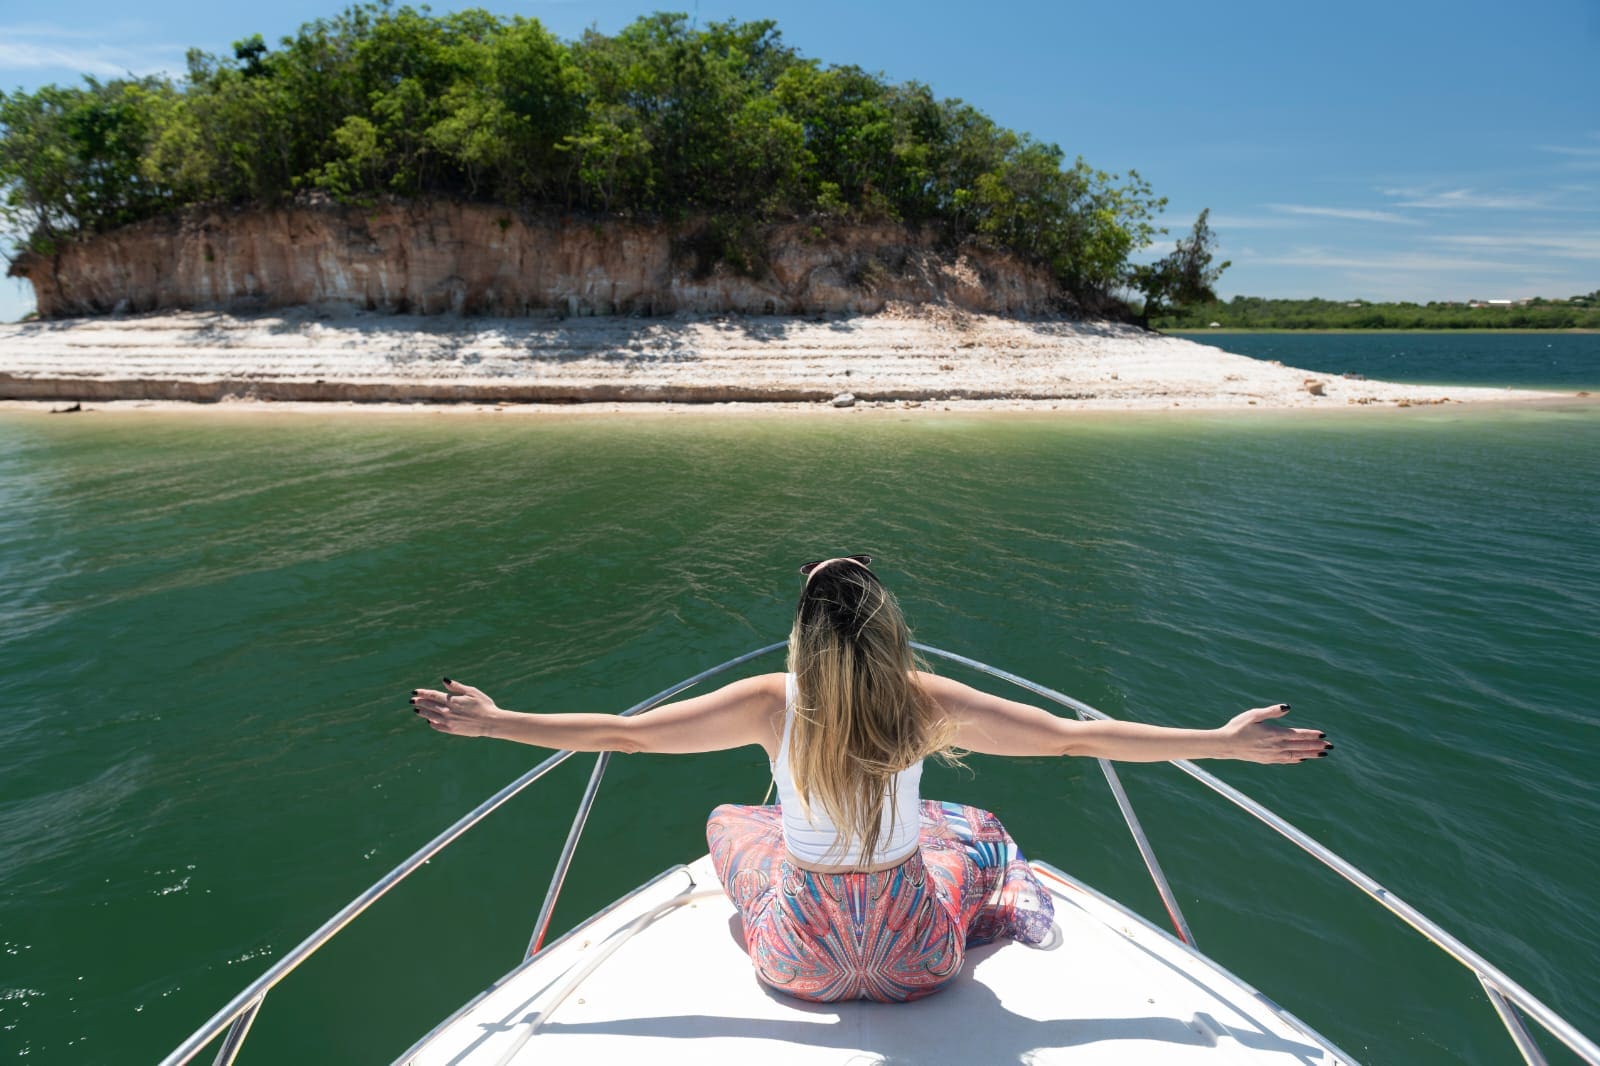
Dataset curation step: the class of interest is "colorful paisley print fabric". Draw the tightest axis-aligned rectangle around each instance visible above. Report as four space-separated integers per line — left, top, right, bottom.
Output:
707 800 1054 1003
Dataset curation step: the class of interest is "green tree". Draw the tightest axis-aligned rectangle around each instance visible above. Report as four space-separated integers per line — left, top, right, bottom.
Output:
0 77 175 249
1130 208 1229 326
773 64 891 215
1 5 1194 313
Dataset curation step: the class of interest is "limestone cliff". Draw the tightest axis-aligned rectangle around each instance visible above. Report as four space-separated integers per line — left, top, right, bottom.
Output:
8 203 1065 320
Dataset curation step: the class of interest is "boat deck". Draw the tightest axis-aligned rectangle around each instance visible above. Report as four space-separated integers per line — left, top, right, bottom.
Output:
399 855 1351 1065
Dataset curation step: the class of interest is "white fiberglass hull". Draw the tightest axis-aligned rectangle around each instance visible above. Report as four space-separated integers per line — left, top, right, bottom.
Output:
398 854 1354 1065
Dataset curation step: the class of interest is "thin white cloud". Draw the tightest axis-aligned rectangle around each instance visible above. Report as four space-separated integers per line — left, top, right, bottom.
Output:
0 43 137 77
1380 186 1547 211
1429 233 1600 260
1219 265 1595 302
1 20 164 42
1539 133 1600 158
1204 213 1304 230
0 27 183 79
1249 248 1555 273
1268 203 1420 225
1535 138 1600 172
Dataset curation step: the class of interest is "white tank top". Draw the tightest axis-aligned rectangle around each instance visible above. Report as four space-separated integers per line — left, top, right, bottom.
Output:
771 673 923 867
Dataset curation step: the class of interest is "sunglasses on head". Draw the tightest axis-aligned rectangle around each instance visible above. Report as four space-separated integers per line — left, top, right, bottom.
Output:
799 555 873 577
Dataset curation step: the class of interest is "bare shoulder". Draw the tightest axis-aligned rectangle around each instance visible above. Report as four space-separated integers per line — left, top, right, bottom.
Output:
743 671 789 704
744 671 789 756
915 670 965 693
717 671 787 711
914 670 1026 722
912 669 1072 757
737 666 786 696
616 670 790 756
914 670 976 711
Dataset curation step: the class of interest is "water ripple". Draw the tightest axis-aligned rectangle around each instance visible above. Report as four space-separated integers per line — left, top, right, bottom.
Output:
0 406 1596 1064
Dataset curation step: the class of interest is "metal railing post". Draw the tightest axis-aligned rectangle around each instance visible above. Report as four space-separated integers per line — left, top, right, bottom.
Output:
527 751 613 958
1482 975 1551 1066
209 997 262 1066
1087 733 1197 945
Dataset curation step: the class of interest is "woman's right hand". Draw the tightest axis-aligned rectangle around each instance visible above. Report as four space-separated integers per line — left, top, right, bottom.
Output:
1219 704 1331 763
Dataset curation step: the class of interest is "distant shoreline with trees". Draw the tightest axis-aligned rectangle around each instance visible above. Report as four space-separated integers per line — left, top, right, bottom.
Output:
1154 294 1600 331
1170 328 1598 334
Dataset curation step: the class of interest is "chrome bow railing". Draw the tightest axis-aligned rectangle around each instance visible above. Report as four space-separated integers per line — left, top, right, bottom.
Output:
162 642 1599 1066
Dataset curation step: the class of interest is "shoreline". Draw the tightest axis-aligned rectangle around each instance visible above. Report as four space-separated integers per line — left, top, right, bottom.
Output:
1165 327 1600 335
1 307 1586 415
4 395 1594 422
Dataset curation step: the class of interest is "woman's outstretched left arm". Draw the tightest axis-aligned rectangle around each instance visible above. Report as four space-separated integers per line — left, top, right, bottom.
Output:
920 673 1331 764
410 674 782 754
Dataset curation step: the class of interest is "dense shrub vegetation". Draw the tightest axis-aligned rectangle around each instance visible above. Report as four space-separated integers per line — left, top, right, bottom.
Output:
0 5 1215 310
1155 292 1600 330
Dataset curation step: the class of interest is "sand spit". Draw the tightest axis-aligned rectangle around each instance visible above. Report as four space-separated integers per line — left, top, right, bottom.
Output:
0 306 1577 413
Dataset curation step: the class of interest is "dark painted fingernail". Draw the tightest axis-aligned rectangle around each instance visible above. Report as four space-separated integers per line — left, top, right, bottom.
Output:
1281 703 1291 710
1325 744 1334 750
1317 751 1328 757
443 677 453 685
411 689 419 695
413 708 421 714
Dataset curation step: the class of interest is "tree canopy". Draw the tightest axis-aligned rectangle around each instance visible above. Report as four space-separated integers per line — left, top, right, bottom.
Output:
0 5 1211 309
1130 208 1228 326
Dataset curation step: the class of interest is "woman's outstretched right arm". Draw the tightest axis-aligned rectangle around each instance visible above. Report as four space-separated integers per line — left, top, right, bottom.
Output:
411 674 783 755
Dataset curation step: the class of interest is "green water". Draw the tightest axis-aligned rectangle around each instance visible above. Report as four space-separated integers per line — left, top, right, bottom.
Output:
1186 331 1600 391
3 403 1598 1064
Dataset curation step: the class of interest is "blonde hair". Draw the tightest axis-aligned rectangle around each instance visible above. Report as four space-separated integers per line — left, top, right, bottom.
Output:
785 559 958 864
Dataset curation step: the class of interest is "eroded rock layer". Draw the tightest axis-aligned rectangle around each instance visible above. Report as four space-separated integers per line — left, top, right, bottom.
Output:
9 204 1060 319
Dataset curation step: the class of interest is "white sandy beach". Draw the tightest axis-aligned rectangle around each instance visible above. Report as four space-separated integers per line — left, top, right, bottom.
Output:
0 306 1583 414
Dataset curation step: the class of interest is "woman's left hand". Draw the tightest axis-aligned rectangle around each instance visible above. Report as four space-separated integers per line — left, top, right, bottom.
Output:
410 678 505 738
1220 704 1331 763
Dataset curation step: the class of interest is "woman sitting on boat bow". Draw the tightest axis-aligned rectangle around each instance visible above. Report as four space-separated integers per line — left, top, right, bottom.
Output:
409 555 1330 1003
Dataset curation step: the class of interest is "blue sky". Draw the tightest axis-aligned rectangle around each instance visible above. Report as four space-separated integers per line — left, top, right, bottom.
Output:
3 0 1598 321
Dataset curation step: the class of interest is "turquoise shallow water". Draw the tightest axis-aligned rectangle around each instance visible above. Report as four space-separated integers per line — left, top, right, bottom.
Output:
1180 330 1600 390
2 385 1598 1062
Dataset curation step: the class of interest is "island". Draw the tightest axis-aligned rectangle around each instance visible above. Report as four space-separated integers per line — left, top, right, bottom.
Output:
0 7 1581 412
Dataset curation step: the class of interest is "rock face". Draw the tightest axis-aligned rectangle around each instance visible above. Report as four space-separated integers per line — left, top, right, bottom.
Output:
8 203 1063 319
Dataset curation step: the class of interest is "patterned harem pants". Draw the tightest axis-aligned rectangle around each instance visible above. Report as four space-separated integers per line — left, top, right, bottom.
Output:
707 800 1054 1003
